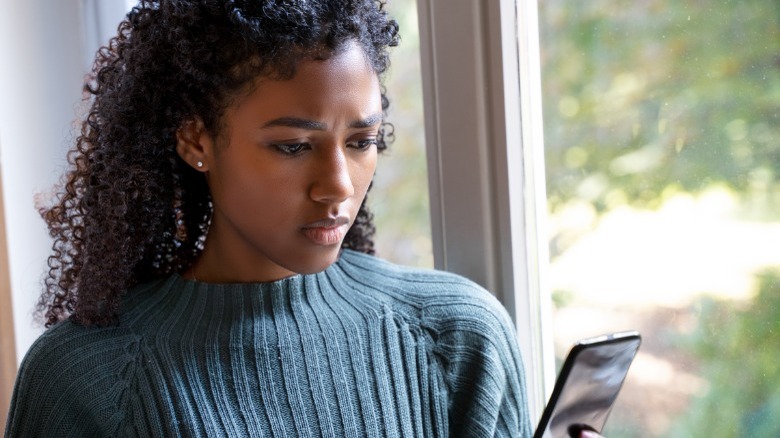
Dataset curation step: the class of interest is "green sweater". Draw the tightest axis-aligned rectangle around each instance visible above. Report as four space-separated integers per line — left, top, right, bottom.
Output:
5 250 532 437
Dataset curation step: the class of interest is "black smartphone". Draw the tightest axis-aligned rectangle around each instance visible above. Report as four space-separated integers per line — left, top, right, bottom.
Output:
533 331 642 438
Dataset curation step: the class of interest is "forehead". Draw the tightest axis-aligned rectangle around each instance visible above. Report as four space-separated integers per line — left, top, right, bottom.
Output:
226 44 382 121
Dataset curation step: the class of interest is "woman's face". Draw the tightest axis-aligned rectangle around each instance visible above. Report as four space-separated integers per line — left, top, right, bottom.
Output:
184 43 382 282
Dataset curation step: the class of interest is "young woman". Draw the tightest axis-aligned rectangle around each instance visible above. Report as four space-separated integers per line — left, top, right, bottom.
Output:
4 1 602 436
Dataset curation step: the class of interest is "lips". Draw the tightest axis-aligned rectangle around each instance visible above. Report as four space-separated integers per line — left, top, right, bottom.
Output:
301 216 350 246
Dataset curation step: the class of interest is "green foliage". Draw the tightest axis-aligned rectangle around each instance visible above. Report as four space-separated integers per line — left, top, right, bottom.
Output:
539 0 780 214
671 271 780 437
540 3 780 435
551 288 574 309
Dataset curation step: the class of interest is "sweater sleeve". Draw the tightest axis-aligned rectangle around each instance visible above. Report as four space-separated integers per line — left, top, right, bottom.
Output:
428 282 534 438
4 321 142 437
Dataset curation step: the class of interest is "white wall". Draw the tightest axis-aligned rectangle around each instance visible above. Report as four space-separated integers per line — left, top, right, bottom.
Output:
0 0 126 365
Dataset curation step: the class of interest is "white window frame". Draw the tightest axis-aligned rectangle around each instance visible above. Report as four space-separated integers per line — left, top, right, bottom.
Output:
416 0 554 419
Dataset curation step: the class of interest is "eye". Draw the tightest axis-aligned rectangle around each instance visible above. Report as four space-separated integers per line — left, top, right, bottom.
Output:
272 142 310 155
346 138 377 150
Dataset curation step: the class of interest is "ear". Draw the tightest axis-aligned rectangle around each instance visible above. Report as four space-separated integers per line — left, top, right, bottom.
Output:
176 118 214 172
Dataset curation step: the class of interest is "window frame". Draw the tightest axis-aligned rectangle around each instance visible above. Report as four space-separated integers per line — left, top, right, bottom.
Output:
0 165 16 433
416 0 554 419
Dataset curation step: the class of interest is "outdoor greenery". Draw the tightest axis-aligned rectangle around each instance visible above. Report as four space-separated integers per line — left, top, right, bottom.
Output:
671 270 780 437
540 0 780 218
539 0 780 436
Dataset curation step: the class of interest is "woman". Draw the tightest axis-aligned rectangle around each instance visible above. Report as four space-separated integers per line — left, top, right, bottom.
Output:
5 1 599 436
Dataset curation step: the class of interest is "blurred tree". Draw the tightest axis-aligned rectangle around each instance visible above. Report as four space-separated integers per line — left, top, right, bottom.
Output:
539 0 780 216
539 2 780 436
671 270 780 437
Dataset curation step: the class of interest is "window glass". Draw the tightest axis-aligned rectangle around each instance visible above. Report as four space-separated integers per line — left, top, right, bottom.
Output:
539 1 780 436
372 0 433 268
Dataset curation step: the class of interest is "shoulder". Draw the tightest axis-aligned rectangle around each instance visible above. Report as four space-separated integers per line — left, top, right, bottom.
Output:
337 249 492 298
6 319 141 435
336 252 531 436
336 249 514 331
18 317 141 373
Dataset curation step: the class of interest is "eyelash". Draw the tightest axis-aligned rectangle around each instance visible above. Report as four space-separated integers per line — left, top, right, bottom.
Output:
347 139 378 150
273 143 310 155
271 139 377 155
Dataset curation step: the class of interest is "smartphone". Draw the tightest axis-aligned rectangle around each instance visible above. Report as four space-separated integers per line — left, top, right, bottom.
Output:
533 331 642 438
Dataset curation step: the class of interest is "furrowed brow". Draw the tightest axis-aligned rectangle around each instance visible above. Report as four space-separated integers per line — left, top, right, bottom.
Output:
348 113 383 129
262 117 327 130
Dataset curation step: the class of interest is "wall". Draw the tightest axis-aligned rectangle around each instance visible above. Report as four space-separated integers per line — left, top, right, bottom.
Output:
0 0 127 368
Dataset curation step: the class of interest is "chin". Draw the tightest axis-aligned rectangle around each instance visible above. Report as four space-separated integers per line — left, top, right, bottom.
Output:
288 247 342 275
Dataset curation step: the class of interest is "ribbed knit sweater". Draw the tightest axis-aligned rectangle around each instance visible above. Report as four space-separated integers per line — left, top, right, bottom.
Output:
5 250 532 437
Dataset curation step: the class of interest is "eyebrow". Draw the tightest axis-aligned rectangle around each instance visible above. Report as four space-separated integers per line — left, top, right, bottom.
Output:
261 113 383 131
348 113 383 129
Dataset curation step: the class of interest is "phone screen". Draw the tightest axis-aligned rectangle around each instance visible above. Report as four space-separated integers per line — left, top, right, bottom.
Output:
534 331 641 438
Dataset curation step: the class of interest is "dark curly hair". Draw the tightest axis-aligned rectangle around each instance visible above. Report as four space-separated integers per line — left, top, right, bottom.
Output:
39 0 399 327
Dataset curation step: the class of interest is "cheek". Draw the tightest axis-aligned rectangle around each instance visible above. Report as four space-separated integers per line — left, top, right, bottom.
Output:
214 157 302 212
353 152 378 195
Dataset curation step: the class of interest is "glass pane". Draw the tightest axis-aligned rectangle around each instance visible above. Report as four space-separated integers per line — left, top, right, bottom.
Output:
538 1 780 436
373 0 433 268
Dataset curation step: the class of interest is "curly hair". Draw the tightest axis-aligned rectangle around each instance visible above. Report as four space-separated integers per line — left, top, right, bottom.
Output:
39 0 400 327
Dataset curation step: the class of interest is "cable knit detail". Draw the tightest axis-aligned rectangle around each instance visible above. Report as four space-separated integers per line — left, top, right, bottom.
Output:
5 250 532 437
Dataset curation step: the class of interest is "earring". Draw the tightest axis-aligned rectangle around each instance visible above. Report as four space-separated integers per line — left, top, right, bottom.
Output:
196 161 203 168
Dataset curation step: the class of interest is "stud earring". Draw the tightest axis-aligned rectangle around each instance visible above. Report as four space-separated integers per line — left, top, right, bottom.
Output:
196 161 203 168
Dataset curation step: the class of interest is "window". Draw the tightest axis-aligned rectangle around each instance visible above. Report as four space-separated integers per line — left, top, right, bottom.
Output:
372 0 433 269
415 0 554 419
539 1 780 435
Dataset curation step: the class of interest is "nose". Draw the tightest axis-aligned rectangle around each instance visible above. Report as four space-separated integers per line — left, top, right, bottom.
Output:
309 147 354 204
